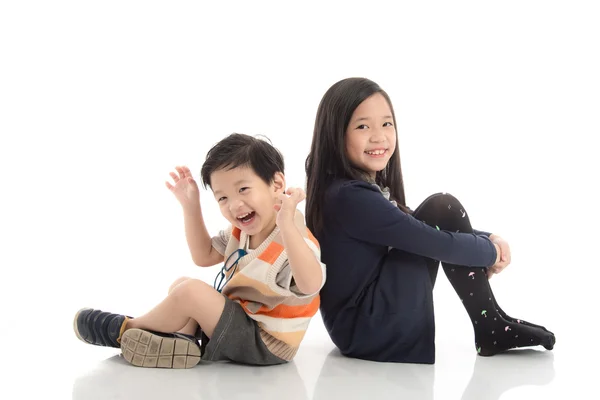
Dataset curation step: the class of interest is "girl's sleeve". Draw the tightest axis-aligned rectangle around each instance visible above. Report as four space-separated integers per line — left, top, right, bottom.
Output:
331 182 497 268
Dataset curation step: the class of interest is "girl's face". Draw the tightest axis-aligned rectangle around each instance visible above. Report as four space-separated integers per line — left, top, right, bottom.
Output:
345 93 396 178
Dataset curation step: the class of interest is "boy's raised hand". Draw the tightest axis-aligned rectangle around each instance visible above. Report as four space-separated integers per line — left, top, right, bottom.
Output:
165 166 200 210
275 187 305 228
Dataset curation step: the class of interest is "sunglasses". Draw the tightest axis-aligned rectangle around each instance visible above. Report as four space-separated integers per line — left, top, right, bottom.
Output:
213 249 248 293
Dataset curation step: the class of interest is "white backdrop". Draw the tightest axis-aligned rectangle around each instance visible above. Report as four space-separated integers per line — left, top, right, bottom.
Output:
1 1 598 398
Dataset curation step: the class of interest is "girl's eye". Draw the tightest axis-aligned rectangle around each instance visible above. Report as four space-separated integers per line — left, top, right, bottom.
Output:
383 122 394 127
357 124 368 130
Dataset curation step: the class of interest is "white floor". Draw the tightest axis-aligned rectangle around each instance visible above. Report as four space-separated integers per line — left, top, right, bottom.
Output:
67 333 560 400
3 267 597 400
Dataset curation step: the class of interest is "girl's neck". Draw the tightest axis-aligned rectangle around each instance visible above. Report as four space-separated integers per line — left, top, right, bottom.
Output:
355 169 377 184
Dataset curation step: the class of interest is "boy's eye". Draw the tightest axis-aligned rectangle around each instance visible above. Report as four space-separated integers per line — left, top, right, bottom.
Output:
239 187 249 193
218 197 227 202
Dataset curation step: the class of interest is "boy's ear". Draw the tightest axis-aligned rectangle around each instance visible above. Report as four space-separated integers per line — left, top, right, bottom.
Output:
272 172 285 193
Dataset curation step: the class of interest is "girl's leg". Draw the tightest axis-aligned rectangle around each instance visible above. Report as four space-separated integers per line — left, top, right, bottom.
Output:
410 199 441 287
487 289 552 333
413 193 551 332
411 193 555 356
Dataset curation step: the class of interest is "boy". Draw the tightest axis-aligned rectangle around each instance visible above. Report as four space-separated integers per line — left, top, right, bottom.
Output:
74 133 326 368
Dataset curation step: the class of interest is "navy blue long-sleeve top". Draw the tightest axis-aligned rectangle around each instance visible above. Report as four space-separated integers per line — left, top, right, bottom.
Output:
317 180 498 361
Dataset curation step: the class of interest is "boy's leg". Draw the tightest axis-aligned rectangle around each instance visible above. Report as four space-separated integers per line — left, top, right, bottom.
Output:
73 276 199 349
74 278 224 368
167 277 199 337
126 278 224 337
119 279 226 368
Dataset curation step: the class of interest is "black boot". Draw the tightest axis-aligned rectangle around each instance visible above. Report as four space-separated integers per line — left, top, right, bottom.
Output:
73 308 130 348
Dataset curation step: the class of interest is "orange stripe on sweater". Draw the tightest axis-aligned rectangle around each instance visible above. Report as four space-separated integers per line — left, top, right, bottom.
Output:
240 296 320 319
232 227 241 241
257 241 284 264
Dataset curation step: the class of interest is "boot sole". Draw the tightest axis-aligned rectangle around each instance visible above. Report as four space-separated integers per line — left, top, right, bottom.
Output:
120 328 201 369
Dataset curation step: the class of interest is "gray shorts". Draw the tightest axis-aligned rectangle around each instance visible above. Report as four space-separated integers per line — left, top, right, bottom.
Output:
199 295 286 366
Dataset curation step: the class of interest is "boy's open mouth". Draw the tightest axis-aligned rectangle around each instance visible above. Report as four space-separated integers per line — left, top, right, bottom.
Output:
237 211 256 225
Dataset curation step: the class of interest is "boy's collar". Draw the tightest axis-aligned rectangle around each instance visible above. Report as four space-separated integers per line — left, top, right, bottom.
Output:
239 225 280 253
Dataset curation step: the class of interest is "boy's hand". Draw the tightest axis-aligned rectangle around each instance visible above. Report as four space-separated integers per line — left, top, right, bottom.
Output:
165 166 200 210
275 188 305 228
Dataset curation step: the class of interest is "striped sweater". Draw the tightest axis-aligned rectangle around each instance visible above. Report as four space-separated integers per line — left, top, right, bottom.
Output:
211 210 325 361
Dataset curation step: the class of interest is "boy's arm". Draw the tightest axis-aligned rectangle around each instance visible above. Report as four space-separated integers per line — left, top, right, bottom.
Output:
183 206 223 267
166 166 223 267
279 222 324 295
276 188 324 295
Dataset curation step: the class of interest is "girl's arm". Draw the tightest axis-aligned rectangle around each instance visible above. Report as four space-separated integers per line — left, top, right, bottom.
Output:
331 181 499 268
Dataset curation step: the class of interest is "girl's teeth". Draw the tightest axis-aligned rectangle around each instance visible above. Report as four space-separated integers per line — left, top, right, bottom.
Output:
367 150 385 155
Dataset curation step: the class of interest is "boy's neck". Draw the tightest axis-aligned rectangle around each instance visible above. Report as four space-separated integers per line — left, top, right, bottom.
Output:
248 221 277 249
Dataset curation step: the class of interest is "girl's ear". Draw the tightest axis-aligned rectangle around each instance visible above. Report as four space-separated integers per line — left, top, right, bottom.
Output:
272 172 285 194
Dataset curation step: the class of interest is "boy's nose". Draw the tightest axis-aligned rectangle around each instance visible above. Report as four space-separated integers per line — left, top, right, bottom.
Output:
230 199 244 213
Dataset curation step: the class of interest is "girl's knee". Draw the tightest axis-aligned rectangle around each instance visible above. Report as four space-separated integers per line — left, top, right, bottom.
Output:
421 192 465 212
168 276 191 293
431 192 460 203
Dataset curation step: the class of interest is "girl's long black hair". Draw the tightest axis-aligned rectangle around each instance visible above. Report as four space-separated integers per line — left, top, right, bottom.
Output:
305 77 409 235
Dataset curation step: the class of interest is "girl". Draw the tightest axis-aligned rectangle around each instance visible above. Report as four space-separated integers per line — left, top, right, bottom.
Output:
304 77 555 364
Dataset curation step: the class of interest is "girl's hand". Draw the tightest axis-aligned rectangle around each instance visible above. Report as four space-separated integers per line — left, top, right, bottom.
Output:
165 166 200 210
275 188 305 228
487 234 511 279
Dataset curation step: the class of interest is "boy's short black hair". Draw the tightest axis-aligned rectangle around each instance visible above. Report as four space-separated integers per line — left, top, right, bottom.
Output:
201 133 285 189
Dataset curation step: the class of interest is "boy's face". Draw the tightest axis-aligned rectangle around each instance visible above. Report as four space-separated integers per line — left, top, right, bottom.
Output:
211 166 284 245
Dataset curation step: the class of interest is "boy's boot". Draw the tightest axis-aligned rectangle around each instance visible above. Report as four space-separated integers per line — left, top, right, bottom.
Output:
120 328 202 369
73 308 130 348
74 308 202 369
